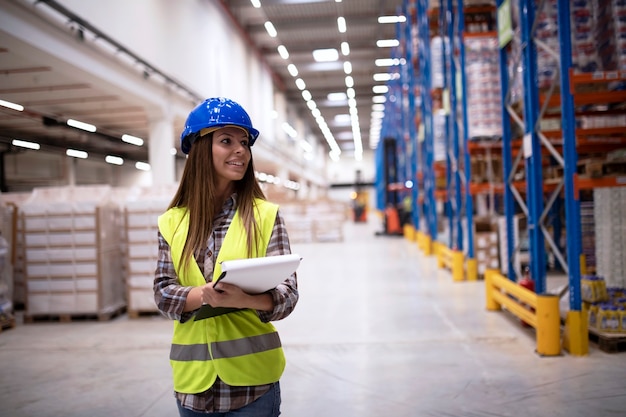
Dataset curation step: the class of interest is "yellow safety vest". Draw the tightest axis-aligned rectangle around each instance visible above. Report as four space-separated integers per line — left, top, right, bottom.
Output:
157 199 285 393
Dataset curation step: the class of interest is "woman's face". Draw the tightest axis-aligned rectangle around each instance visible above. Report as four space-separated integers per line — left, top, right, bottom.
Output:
211 126 251 188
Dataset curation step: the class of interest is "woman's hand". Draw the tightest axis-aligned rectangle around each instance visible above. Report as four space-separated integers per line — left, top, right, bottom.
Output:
201 282 247 308
201 282 275 312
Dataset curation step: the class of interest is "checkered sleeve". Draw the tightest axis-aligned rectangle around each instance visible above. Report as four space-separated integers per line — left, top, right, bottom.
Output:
257 209 299 323
153 232 196 323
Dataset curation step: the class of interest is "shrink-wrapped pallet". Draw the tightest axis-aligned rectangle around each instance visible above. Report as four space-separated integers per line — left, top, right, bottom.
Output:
21 186 125 320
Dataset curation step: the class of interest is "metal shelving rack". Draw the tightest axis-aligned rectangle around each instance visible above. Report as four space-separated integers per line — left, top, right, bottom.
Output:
498 0 626 355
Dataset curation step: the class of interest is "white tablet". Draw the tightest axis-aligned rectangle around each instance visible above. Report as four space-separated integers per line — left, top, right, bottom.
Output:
215 253 302 294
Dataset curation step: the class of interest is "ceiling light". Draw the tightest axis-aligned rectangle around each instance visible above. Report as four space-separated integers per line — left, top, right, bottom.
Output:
346 88 355 98
277 45 289 59
378 15 406 24
375 58 400 67
372 103 385 111
66 149 88 159
341 42 350 56
105 155 124 165
264 21 277 37
295 78 306 90
343 61 352 74
345 76 354 88
12 139 40 150
373 95 387 103
121 134 144 146
327 92 347 101
170 147 178 155
287 64 298 77
0 99 24 112
302 90 312 101
135 161 151 171
337 17 346 33
282 122 297 138
67 118 96 132
311 108 321 118
312 48 339 62
373 85 389 94
306 100 317 110
374 73 392 81
250 0 261 7
377 39 400 48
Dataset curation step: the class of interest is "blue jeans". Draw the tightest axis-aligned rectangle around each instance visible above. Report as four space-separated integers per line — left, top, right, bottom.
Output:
176 382 281 417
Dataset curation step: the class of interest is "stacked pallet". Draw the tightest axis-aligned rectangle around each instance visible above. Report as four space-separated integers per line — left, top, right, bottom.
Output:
122 185 177 317
280 199 349 244
21 186 125 321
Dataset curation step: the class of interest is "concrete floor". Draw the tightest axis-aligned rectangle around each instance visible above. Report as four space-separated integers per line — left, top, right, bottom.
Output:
0 218 625 417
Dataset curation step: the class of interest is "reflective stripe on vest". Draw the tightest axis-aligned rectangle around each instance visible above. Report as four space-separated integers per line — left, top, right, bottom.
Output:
158 199 285 393
171 331 282 361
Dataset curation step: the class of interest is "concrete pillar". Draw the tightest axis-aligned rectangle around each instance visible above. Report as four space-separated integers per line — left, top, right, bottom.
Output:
148 115 176 185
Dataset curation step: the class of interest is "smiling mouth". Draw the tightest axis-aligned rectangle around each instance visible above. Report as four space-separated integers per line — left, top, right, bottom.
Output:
227 161 245 167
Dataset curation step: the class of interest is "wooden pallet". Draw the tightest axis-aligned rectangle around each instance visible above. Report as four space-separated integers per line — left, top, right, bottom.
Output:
588 327 626 353
127 309 161 319
0 314 16 333
24 304 126 323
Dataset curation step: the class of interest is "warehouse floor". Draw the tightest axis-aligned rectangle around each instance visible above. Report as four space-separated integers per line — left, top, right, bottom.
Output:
0 216 625 417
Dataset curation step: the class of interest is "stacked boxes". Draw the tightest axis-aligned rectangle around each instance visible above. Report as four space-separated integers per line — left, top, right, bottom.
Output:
594 187 626 288
122 185 177 316
464 35 502 140
21 186 125 318
474 217 500 276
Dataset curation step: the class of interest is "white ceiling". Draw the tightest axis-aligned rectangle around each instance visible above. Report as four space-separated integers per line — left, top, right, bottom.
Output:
0 0 404 163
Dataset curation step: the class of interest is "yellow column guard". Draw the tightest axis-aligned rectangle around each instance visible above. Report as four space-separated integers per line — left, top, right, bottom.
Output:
485 269 561 356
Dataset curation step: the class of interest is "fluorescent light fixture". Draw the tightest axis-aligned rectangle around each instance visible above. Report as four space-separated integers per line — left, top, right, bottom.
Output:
250 0 261 7
66 149 88 159
295 78 306 90
312 48 339 62
345 76 354 88
343 61 352 74
374 73 392 81
105 155 124 165
67 118 96 132
135 161 151 171
264 21 277 37
0 99 24 111
282 122 297 138
375 58 400 67
373 85 389 94
327 92 347 101
341 42 350 56
377 39 399 48
373 95 387 103
302 90 312 101
378 15 406 24
277 45 289 59
337 17 346 33
287 64 298 77
121 134 144 146
12 139 40 150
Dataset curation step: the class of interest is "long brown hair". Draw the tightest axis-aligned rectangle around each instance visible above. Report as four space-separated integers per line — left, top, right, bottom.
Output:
168 132 266 275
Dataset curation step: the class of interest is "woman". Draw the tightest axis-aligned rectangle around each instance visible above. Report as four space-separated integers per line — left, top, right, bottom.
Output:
154 97 299 416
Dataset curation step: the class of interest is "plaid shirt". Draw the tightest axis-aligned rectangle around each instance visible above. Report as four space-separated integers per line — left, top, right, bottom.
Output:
153 194 298 413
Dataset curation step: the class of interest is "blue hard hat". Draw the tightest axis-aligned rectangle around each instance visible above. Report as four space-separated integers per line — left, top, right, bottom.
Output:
180 97 260 154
